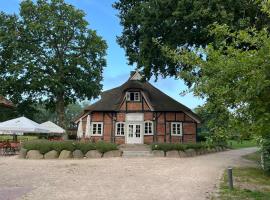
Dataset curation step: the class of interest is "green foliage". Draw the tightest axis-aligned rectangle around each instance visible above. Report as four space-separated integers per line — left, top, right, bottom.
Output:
50 141 76 153
219 167 270 200
96 141 118 153
23 140 54 154
115 0 270 171
194 102 231 142
32 102 84 128
228 140 257 149
151 143 208 152
22 140 118 154
75 142 96 154
0 0 107 126
0 135 38 141
242 151 261 164
114 0 269 80
260 137 270 172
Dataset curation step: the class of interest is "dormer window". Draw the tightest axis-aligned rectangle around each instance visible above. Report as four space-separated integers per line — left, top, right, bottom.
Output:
126 91 140 101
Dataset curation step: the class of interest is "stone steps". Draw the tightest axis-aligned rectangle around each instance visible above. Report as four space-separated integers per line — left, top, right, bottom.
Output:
119 144 151 151
120 144 153 157
122 150 153 158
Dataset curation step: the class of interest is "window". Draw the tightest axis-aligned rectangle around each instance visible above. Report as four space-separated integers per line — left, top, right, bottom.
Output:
115 122 125 136
144 121 153 135
91 122 103 136
171 122 182 136
126 92 140 101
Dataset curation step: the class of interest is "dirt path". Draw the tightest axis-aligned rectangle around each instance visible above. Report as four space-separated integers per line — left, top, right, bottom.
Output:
0 147 257 200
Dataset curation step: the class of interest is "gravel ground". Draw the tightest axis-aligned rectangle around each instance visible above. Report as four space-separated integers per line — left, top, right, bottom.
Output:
0 147 257 200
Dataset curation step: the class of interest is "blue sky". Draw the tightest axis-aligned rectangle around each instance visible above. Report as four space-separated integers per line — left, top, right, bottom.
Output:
0 0 204 109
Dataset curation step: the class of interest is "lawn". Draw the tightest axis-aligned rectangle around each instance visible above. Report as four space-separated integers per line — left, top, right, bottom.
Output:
0 135 38 142
242 151 261 163
217 151 270 200
228 140 257 149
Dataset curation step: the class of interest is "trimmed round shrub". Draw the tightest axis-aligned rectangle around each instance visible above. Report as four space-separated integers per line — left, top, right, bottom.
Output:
23 140 52 154
152 143 208 153
75 142 96 154
51 141 76 153
22 140 119 156
96 141 118 153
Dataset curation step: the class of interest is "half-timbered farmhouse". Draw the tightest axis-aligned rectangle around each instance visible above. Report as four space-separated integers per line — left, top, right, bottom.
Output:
75 71 201 144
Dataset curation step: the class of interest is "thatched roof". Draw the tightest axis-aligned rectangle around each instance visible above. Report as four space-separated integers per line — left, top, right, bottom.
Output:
76 72 201 123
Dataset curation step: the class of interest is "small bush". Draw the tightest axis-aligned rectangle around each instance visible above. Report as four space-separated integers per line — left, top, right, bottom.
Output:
75 142 96 154
22 140 118 155
23 140 52 154
185 143 205 151
152 143 210 152
96 141 118 153
51 141 76 153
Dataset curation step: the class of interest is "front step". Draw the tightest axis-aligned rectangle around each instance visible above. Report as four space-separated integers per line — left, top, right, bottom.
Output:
122 150 153 158
119 144 151 151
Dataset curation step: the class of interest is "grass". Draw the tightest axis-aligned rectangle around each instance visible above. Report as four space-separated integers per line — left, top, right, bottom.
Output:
219 167 270 200
217 151 270 200
242 151 261 163
228 140 257 149
0 135 38 141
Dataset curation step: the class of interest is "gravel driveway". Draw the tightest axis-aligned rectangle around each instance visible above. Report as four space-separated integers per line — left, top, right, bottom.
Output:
0 147 257 200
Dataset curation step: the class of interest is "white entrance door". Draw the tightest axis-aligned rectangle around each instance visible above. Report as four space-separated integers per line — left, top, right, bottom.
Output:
126 124 142 144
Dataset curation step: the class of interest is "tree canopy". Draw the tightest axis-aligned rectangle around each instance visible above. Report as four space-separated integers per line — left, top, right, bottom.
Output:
114 0 270 81
0 0 107 126
115 0 270 170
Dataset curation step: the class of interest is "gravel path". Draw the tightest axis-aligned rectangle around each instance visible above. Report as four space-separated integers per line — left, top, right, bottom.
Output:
0 147 257 200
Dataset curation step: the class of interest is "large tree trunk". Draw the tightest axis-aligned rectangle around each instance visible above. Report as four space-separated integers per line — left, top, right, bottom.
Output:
56 94 65 128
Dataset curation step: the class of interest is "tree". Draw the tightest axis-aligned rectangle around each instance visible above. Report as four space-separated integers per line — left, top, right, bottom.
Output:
0 0 107 127
158 22 270 169
194 102 231 142
33 102 84 128
113 0 269 81
115 0 270 170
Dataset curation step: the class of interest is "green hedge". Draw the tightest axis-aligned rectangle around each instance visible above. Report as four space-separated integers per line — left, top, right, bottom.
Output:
22 140 118 154
151 143 225 152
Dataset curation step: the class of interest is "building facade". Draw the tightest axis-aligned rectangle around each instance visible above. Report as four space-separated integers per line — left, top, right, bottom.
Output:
75 72 201 144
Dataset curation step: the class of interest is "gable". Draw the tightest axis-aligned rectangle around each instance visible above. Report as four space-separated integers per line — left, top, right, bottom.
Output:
119 90 152 111
77 72 201 123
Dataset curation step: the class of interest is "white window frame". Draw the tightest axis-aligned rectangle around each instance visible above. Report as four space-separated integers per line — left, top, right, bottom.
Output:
171 122 183 136
115 122 125 136
144 121 153 135
126 91 140 102
90 122 103 136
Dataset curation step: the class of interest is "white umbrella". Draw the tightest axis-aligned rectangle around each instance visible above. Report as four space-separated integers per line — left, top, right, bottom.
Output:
85 115 91 138
77 118 83 139
0 116 49 134
40 121 65 134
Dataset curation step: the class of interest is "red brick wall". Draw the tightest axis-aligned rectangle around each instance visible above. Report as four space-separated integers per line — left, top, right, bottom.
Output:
91 112 103 121
103 113 112 142
176 113 184 121
116 113 125 121
143 100 151 110
115 137 125 144
144 135 154 144
120 101 126 110
185 114 195 122
144 112 153 120
126 102 142 110
171 136 183 143
80 111 197 144
165 112 175 121
183 122 196 143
